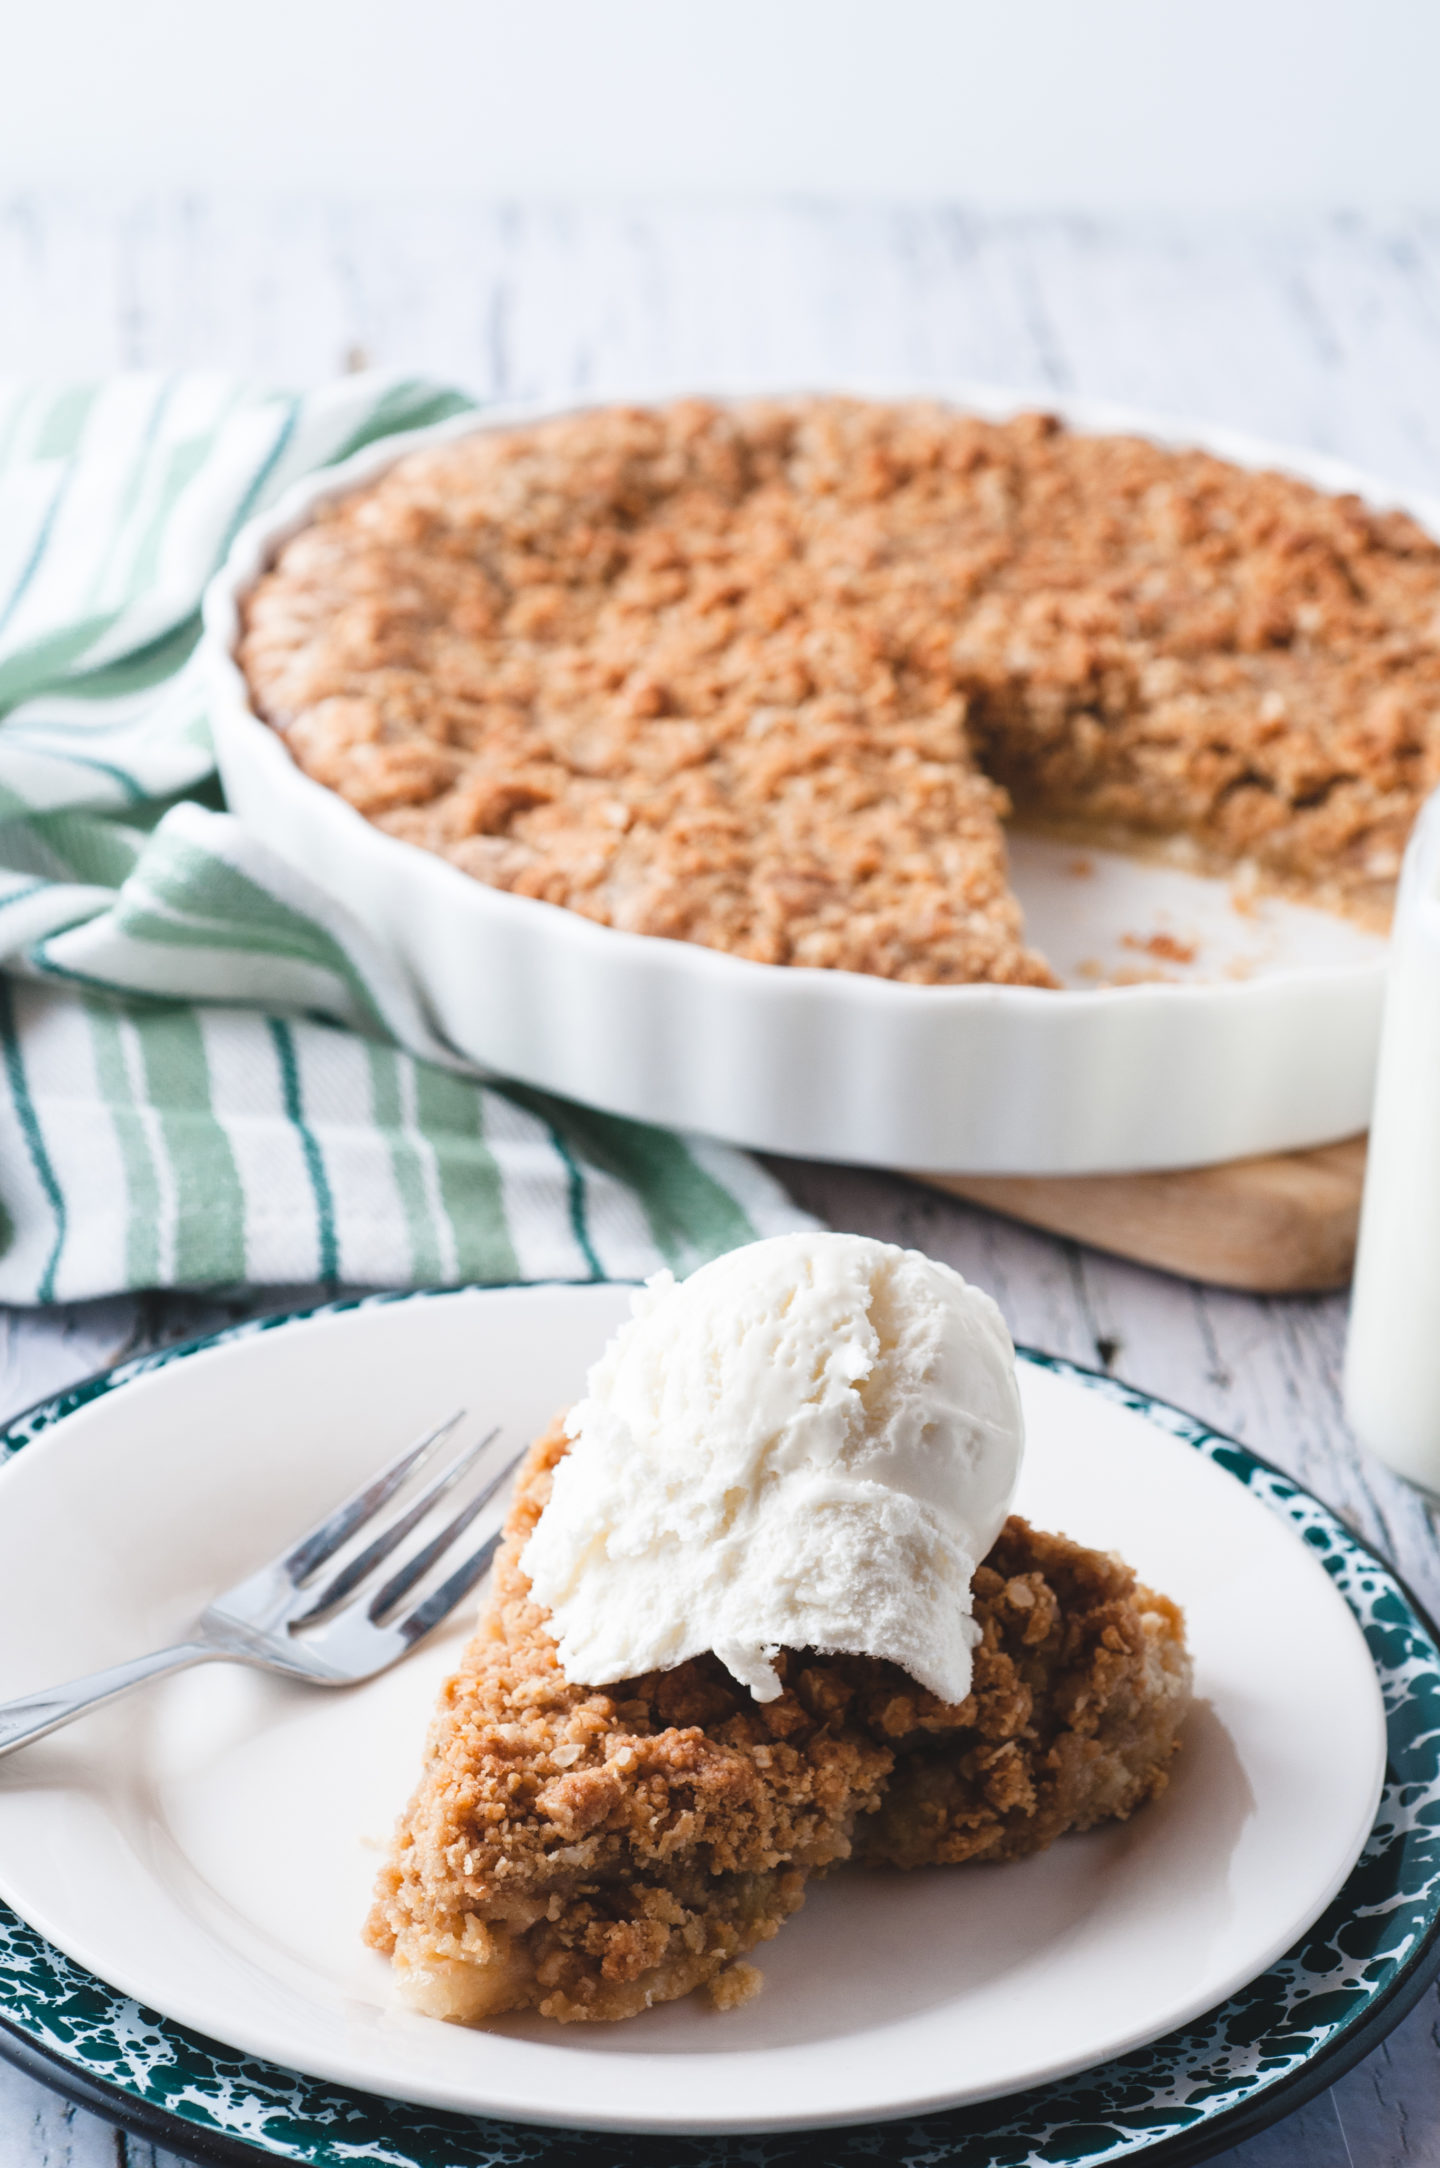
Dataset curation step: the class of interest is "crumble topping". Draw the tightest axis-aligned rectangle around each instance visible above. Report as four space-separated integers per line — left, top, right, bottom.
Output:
240 398 1440 983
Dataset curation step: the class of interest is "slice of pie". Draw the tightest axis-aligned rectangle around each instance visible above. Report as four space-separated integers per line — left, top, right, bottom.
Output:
365 1417 1191 2024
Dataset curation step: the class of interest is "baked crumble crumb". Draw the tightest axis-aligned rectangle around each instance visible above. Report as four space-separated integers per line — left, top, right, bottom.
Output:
706 1960 765 2011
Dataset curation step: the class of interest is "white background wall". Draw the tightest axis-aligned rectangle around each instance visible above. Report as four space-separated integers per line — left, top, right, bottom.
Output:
1 0 1437 209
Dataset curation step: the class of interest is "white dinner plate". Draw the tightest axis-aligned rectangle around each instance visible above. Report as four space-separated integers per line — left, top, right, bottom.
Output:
0 1284 1386 2136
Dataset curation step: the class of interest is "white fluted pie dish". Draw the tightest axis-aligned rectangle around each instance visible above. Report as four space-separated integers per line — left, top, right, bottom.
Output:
203 384 1418 1175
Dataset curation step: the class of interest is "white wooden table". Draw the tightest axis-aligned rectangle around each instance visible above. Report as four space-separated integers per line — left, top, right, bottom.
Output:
3 195 1440 2168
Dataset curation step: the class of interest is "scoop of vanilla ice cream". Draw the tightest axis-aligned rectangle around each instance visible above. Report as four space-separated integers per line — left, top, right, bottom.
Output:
520 1230 1024 1705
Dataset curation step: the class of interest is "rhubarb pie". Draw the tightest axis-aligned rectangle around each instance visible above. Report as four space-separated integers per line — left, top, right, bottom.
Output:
364 1416 1191 2024
240 397 1440 986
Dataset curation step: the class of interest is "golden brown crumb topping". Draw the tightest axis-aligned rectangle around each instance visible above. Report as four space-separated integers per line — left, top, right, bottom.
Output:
855 1519 1191 1869
241 398 1440 984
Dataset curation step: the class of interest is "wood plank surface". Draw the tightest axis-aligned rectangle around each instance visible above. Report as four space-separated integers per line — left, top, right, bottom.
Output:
2 193 1439 2168
920 1135 1368 1293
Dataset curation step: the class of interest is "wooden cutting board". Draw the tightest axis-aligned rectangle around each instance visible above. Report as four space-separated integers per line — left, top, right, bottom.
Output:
916 1135 1367 1294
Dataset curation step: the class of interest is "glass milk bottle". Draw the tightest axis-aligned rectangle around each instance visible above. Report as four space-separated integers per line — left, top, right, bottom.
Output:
1346 788 1440 1498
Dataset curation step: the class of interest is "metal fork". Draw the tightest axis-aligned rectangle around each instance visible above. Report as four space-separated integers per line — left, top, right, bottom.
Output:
0 1410 521 1761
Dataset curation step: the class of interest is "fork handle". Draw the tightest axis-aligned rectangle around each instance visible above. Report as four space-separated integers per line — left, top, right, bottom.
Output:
0 1640 223 1760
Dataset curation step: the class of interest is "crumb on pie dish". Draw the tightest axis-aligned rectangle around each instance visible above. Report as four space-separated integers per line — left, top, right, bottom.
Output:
239 397 1440 987
364 1236 1193 2025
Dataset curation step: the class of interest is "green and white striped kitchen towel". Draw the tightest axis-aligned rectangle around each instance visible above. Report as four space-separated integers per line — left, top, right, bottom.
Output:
0 374 812 1304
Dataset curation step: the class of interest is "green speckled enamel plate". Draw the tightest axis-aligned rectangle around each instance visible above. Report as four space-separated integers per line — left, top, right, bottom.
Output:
0 1287 1436 2168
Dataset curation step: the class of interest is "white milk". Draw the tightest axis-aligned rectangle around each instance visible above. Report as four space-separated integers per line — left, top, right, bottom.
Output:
1345 790 1440 1496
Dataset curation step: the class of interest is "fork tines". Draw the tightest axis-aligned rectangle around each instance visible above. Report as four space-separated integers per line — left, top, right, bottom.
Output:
285 1416 523 1642
283 1408 467 1585
363 1450 519 1626
291 1425 507 1628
